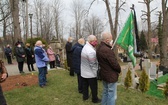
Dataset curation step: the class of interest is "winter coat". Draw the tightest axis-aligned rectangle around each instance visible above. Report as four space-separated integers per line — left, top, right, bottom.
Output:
65 42 73 67
47 48 56 62
71 42 83 74
81 42 98 78
15 47 26 62
96 42 121 83
25 47 35 64
4 47 12 56
34 46 49 68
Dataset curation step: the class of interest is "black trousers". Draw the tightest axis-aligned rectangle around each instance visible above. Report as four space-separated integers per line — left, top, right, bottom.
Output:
77 74 83 93
0 85 7 105
27 63 35 71
69 67 74 76
6 56 12 64
49 61 55 68
18 62 24 72
82 77 98 101
139 63 142 70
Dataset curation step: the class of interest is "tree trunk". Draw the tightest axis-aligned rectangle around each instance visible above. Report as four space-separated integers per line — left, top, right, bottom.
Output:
104 0 114 35
146 0 152 59
3 19 7 41
9 0 21 43
114 0 119 60
161 0 168 68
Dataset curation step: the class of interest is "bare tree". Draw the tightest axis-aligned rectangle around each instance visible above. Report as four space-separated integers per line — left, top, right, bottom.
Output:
0 0 11 42
83 14 104 39
87 0 126 60
70 0 86 40
139 0 157 58
41 4 53 42
52 0 63 40
9 0 21 43
161 0 168 68
33 0 45 37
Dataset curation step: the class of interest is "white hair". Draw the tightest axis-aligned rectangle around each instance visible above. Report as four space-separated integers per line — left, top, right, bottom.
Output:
87 35 96 42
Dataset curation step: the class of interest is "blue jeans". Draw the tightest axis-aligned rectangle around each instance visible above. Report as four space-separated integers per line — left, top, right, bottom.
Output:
101 81 117 105
38 67 47 86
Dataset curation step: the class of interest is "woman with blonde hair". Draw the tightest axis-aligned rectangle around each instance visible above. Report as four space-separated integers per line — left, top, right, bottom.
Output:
25 43 35 72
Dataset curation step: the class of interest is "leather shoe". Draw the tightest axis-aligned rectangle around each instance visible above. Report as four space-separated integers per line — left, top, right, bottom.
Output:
92 98 101 103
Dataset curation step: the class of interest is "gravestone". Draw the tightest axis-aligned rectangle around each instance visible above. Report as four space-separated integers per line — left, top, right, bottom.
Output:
149 63 157 79
143 59 163 80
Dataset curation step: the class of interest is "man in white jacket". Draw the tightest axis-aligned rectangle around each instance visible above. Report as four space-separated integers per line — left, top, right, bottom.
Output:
81 35 101 103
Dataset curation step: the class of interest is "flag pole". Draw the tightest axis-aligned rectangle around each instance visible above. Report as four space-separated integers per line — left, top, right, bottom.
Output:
111 33 120 50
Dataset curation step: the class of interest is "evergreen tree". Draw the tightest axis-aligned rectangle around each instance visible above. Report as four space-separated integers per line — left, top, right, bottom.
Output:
124 68 132 89
139 31 148 51
139 69 150 93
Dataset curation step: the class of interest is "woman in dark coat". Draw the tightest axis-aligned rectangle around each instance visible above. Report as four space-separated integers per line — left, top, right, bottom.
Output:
71 38 85 93
25 43 35 72
15 43 26 73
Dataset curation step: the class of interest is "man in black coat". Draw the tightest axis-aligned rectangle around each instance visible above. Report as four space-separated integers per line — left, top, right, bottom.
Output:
71 38 85 93
65 37 74 76
4 44 12 64
15 43 26 73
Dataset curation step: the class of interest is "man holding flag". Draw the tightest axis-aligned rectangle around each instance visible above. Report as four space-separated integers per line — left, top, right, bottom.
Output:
96 32 121 105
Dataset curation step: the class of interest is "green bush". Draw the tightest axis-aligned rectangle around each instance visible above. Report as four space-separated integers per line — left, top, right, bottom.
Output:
164 79 168 99
25 37 48 47
124 68 132 89
139 69 150 93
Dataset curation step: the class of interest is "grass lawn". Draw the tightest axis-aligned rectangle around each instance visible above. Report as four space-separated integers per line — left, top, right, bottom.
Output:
4 69 168 105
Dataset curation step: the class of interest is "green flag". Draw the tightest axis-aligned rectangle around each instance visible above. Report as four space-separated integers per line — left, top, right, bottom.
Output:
116 11 136 67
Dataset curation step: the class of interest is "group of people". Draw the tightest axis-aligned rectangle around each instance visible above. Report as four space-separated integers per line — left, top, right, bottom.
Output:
5 41 36 73
1 32 121 104
65 32 121 105
4 40 61 74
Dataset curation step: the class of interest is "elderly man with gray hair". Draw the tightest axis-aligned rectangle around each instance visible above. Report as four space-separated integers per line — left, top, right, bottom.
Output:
34 40 49 88
81 35 101 103
96 32 121 105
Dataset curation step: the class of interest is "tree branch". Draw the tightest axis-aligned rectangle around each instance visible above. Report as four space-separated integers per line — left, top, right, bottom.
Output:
86 0 96 15
150 7 158 13
141 10 147 14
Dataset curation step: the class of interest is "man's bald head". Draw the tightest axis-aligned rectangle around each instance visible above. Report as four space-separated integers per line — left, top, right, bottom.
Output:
101 32 112 41
101 32 113 46
78 38 85 45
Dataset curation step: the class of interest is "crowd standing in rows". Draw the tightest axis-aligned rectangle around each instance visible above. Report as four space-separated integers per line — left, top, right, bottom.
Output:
65 32 121 104
1 32 120 105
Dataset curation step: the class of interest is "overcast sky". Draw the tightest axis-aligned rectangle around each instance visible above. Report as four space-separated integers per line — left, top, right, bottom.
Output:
59 0 162 38
61 0 161 27
0 0 163 38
